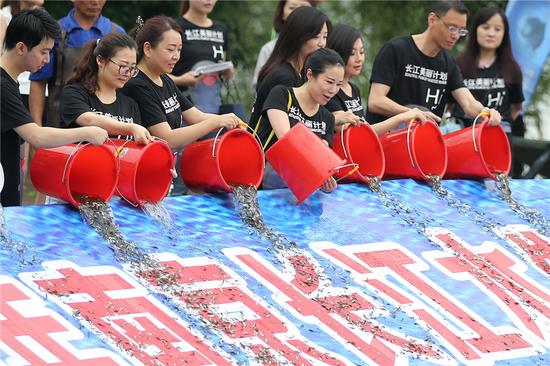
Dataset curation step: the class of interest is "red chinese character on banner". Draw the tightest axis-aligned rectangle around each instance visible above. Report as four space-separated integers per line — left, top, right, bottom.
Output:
0 276 126 365
311 238 544 364
224 248 449 366
20 261 231 366
136 253 351 366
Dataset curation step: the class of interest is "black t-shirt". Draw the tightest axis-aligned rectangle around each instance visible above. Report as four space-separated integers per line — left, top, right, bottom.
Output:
450 61 524 126
325 82 365 118
367 35 464 123
1 68 34 206
121 72 193 130
172 17 229 78
259 85 335 151
60 84 141 138
250 62 302 130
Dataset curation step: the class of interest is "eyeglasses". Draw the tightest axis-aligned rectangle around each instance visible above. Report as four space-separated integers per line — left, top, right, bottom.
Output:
109 59 139 77
436 14 469 37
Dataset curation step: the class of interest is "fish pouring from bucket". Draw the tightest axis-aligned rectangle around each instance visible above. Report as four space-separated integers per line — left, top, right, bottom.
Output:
492 173 550 236
0 204 36 267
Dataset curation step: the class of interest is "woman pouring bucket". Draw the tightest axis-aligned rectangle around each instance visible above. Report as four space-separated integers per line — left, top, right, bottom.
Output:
33 19 246 207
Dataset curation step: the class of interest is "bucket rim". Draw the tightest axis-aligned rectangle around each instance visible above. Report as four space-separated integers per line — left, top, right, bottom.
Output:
409 121 448 180
341 123 386 180
476 121 511 179
63 144 119 207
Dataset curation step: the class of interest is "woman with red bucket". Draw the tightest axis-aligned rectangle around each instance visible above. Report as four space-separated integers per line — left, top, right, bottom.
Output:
59 33 152 145
121 16 242 195
449 6 523 134
326 24 430 135
257 48 342 192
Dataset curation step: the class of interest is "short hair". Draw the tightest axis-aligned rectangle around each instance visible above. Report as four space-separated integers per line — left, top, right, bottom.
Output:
429 0 469 16
4 8 60 51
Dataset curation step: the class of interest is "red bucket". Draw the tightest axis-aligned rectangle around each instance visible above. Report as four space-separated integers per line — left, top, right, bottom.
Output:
30 143 118 207
332 123 385 184
265 123 345 204
180 128 264 192
380 121 447 180
105 139 174 206
444 121 510 179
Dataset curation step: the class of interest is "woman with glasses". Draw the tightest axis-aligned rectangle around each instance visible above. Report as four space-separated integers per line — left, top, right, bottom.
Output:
366 0 502 127
60 32 152 144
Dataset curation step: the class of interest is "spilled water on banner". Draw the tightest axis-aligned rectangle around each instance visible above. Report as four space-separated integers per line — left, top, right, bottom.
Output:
77 197 247 361
142 201 179 241
0 204 35 266
494 172 550 236
368 177 539 311
366 177 433 234
231 185 297 253
427 175 502 233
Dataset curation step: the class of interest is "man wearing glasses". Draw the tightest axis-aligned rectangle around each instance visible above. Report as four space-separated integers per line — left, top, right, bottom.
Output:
367 0 501 126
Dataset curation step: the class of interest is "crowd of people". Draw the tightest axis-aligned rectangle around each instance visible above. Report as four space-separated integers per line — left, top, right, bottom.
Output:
1 0 522 207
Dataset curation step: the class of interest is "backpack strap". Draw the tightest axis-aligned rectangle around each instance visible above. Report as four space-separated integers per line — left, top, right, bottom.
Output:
262 89 293 150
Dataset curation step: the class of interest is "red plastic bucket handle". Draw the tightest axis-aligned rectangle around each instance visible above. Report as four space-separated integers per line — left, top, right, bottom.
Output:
472 111 490 153
61 141 89 184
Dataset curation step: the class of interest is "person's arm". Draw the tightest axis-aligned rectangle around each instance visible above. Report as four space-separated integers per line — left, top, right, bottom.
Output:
15 123 108 148
181 106 242 126
451 87 501 125
29 80 47 126
168 71 205 87
265 109 291 139
74 112 152 145
370 108 429 136
147 118 238 151
511 103 522 121
368 82 441 123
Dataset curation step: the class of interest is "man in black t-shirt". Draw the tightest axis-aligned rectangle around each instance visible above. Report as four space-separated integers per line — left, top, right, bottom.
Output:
367 0 501 126
0 9 107 206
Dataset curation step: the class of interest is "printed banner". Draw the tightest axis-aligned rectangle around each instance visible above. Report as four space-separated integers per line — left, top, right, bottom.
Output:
506 0 550 107
1 179 549 365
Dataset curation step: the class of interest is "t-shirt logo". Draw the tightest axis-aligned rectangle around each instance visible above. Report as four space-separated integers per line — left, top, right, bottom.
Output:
162 93 181 114
344 98 363 113
288 106 327 134
405 64 448 85
185 29 224 43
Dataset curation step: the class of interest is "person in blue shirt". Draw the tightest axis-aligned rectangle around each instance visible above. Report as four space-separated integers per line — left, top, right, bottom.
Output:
27 0 123 204
28 0 124 129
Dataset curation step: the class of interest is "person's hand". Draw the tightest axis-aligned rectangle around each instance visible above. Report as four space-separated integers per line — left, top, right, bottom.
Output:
320 176 337 193
179 71 205 87
170 168 178 178
221 67 235 80
402 108 431 125
84 126 108 145
131 124 153 145
334 111 362 127
486 108 502 126
216 113 242 130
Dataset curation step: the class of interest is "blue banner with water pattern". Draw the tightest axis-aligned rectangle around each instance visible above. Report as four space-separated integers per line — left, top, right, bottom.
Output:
1 179 549 365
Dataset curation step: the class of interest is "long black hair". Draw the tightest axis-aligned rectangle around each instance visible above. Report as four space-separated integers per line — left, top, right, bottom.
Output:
67 33 137 94
327 24 362 66
257 6 330 89
457 5 521 83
